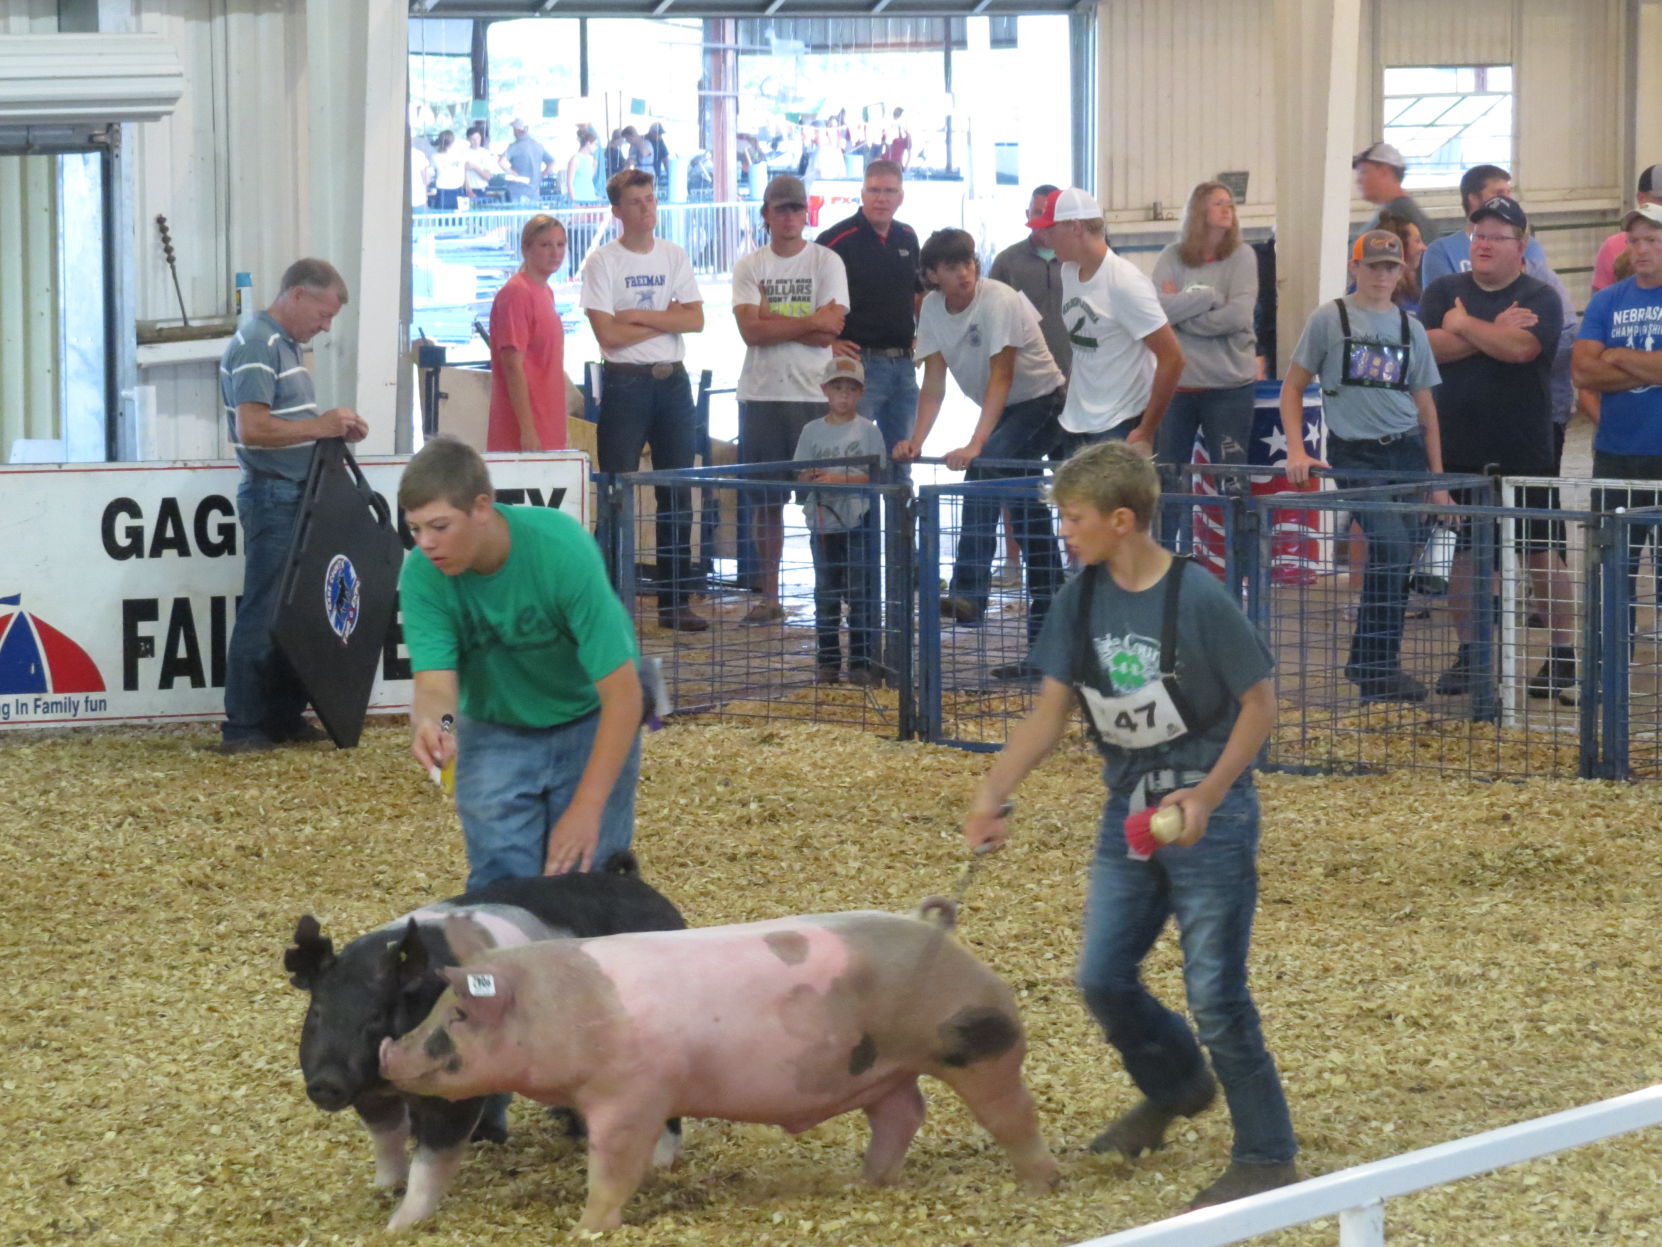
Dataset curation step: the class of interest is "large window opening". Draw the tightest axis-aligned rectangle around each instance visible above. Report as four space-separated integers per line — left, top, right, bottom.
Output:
1382 64 1514 191
406 12 1074 444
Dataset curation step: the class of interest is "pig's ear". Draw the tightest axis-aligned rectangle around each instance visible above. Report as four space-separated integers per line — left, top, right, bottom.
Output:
441 964 516 1029
284 915 335 989
442 913 497 963
390 918 430 992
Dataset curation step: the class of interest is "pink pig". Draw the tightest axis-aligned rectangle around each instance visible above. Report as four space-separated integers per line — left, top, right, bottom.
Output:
379 898 1059 1231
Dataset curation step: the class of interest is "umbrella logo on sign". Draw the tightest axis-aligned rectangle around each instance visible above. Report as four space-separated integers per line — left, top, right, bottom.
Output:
323 555 361 646
0 594 107 695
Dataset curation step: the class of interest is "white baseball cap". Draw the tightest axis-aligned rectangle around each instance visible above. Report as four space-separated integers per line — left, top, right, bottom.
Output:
1028 187 1102 228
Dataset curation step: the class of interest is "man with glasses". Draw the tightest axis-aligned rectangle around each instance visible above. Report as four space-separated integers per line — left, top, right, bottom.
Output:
819 159 923 463
1420 196 1570 706
731 173 850 622
581 169 708 632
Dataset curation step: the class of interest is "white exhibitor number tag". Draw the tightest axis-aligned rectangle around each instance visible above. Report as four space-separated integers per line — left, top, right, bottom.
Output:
1079 681 1188 750
466 973 497 997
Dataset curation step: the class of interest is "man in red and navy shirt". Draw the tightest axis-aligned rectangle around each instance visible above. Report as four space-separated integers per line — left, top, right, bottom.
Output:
819 158 923 460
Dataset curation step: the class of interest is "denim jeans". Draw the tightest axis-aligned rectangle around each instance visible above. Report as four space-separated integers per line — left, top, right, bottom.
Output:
951 389 1065 641
454 711 642 891
1155 383 1256 491
1327 433 1429 684
809 524 877 669
222 472 311 743
1592 450 1662 639
857 351 919 457
596 365 697 611
1056 419 1135 460
1077 777 1296 1165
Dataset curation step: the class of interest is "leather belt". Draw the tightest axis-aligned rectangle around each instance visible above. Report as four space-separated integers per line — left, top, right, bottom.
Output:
861 346 911 358
604 361 683 379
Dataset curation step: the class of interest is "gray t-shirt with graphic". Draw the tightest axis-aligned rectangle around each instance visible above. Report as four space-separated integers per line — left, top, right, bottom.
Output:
793 413 888 532
1290 297 1440 440
1030 557 1273 795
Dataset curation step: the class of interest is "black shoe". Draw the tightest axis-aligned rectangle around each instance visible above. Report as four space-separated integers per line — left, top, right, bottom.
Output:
1088 1074 1218 1156
1528 651 1576 699
1435 644 1482 696
658 608 710 633
846 662 888 688
814 664 840 685
1188 1160 1300 1209
1356 672 1427 703
990 661 1040 682
209 736 278 756
282 722 330 744
939 595 983 625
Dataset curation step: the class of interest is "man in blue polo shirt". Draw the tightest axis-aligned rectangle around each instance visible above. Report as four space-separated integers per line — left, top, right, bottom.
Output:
215 258 368 753
819 158 923 460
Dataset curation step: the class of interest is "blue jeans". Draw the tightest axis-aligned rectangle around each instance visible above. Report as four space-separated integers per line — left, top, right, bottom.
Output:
1056 419 1135 460
597 364 698 611
1327 433 1428 683
1155 383 1256 489
222 472 311 743
952 390 1065 641
857 352 919 457
454 711 642 891
1077 777 1296 1165
1592 450 1662 639
809 524 878 669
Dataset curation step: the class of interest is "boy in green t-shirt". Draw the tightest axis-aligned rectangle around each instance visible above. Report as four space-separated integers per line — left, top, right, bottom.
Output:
397 437 643 889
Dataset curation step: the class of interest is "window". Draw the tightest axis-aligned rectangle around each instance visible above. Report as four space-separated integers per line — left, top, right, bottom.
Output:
1382 65 1513 190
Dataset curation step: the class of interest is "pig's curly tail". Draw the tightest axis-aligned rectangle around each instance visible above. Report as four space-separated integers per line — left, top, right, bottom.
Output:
915 896 959 930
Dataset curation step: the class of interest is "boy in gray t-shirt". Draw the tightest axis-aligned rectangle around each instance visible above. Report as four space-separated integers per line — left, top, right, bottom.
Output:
793 357 889 686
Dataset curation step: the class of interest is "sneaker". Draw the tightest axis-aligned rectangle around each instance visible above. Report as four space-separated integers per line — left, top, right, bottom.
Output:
1087 1074 1217 1156
741 602 787 625
990 661 1041 682
210 736 278 756
814 664 840 685
1435 643 1482 696
939 595 983 625
1527 651 1576 699
1187 1160 1300 1209
1356 672 1427 704
658 607 710 633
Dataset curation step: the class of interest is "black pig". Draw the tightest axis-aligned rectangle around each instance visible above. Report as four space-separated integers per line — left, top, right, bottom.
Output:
284 851 684 1230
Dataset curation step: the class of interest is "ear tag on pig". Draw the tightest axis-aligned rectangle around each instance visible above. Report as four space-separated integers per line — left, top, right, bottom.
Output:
466 973 497 998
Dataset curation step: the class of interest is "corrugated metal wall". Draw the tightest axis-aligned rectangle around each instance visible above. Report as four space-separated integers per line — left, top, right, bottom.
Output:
1095 0 1626 219
0 157 60 451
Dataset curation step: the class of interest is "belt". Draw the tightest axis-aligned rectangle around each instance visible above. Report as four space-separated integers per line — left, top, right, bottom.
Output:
603 361 684 379
1330 430 1419 447
861 346 911 358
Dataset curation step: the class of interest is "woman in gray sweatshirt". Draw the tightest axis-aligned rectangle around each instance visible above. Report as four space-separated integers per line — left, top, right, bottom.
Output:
1151 181 1260 484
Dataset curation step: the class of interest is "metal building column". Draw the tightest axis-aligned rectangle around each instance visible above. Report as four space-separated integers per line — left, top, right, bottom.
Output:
1070 6 1096 194
1272 0 1362 376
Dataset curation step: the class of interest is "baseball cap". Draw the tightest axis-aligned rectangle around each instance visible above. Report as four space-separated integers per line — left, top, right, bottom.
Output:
763 173 809 209
510 116 530 130
1351 229 1405 265
1638 164 1660 195
1469 195 1528 231
822 356 866 388
1622 202 1662 231
1352 141 1407 172
1027 187 1102 229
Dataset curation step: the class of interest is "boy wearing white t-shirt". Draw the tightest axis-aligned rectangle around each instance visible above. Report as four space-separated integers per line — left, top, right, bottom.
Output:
580 169 707 633
895 229 1066 675
1031 187 1185 456
732 173 851 621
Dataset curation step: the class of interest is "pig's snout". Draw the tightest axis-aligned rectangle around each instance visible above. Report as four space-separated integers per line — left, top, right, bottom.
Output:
305 1073 354 1112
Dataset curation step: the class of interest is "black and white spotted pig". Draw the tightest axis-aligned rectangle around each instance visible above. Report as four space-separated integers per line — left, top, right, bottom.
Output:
283 851 684 1231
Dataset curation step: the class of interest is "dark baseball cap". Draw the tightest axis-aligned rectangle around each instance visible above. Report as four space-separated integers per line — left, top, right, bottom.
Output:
1351 229 1404 265
763 174 808 210
1638 164 1660 195
1469 195 1528 232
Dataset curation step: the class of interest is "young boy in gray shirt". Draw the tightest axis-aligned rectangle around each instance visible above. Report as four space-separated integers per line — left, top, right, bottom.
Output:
793 357 889 686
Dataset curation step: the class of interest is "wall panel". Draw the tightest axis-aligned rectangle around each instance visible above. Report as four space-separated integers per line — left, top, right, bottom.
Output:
1375 0 1512 67
1516 0 1621 199
0 157 60 453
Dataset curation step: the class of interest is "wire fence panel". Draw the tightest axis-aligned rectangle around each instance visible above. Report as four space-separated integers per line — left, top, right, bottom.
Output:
601 462 911 737
600 459 1662 781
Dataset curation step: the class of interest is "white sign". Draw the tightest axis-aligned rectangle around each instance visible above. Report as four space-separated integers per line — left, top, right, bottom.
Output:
0 452 590 731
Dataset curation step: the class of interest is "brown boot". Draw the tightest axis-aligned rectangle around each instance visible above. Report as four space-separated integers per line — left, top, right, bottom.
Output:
1087 1075 1217 1156
1187 1159 1300 1209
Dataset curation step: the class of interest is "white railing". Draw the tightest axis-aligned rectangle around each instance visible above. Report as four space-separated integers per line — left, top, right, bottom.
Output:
1069 1083 1662 1247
